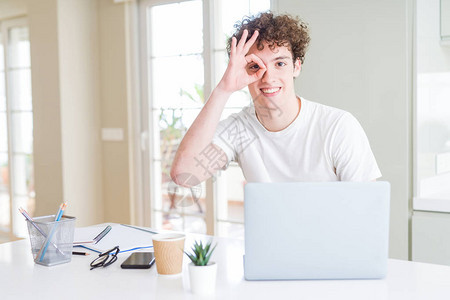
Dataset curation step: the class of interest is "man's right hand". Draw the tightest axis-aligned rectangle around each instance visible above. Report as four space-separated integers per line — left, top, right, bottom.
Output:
217 30 267 94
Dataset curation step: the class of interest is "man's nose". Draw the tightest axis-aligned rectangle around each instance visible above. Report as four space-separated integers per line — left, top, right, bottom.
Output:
261 66 274 82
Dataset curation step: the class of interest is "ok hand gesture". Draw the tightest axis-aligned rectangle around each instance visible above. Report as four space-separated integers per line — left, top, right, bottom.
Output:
217 30 267 94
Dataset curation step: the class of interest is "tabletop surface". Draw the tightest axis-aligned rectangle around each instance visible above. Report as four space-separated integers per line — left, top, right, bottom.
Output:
1 225 450 300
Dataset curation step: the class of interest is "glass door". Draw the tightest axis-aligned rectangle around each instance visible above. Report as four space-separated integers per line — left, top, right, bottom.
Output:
140 0 270 236
142 0 207 233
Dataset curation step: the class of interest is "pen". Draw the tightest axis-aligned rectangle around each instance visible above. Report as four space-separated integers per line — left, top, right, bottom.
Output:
93 225 112 244
37 202 68 261
19 207 46 236
72 251 89 256
120 224 158 235
18 208 64 256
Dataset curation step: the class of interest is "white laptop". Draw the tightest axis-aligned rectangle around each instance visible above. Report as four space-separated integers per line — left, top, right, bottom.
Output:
244 181 390 280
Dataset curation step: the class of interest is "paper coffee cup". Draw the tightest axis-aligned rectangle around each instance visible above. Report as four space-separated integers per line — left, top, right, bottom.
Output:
152 233 186 275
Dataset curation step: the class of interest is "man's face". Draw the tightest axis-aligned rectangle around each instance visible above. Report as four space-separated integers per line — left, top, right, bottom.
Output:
246 42 301 110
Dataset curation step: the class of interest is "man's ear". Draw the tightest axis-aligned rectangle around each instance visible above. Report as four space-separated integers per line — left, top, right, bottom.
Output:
293 58 301 77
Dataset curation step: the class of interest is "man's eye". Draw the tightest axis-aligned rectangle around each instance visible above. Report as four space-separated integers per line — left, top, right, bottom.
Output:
249 64 260 70
277 62 286 67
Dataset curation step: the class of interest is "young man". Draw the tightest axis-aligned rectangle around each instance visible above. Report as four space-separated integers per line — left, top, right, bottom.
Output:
171 12 381 186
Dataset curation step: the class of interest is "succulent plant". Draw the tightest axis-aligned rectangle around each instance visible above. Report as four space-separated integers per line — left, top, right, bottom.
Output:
185 240 217 266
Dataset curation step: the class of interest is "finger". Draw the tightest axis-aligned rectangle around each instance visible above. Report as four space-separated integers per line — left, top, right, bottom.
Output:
246 54 267 79
254 65 267 79
243 30 259 54
245 54 266 70
237 29 249 50
230 36 237 56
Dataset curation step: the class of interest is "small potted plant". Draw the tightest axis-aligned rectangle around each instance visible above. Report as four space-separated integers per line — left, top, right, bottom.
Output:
185 240 217 295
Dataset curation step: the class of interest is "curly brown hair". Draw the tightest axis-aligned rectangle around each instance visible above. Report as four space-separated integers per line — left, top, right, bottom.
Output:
226 12 310 63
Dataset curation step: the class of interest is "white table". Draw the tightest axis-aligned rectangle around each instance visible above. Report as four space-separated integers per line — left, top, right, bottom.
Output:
1 226 450 300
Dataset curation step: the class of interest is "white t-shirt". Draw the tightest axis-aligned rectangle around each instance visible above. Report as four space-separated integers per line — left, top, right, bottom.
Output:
212 98 381 182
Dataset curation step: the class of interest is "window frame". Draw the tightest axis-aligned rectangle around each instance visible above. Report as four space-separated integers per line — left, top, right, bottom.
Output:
413 1 450 213
0 16 34 240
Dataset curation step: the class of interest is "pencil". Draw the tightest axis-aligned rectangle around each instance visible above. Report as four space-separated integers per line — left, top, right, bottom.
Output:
72 251 90 256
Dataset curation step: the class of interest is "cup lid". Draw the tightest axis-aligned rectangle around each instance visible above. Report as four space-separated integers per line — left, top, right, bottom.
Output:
152 232 185 241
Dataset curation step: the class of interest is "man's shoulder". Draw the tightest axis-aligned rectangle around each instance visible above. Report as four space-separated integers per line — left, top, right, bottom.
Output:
216 105 257 133
223 105 256 123
239 105 256 118
302 97 350 122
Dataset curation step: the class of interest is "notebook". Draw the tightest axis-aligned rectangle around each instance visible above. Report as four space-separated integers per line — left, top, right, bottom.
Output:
244 181 390 280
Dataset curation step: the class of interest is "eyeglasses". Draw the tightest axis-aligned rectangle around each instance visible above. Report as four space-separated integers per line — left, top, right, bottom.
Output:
90 246 120 270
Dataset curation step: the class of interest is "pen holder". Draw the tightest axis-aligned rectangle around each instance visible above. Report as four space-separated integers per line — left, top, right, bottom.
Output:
26 215 76 266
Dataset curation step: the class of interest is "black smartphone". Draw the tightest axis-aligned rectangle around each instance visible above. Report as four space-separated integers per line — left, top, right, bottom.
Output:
121 252 155 269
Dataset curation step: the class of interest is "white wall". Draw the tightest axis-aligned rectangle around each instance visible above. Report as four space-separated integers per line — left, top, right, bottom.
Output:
26 0 105 225
1 0 124 226
27 0 65 218
276 0 412 259
0 0 26 19
57 0 104 225
98 0 132 224
7 0 133 226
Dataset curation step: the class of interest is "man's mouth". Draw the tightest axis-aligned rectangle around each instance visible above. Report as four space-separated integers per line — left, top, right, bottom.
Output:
260 87 281 95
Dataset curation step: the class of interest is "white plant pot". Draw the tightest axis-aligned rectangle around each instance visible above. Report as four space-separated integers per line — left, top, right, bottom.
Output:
188 262 217 295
